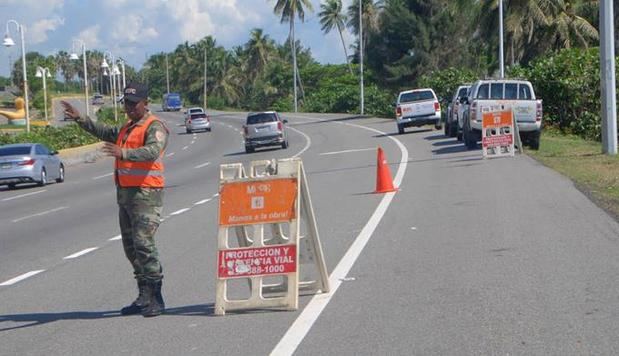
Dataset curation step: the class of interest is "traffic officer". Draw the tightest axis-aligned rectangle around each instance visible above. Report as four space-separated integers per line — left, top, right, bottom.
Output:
61 82 168 317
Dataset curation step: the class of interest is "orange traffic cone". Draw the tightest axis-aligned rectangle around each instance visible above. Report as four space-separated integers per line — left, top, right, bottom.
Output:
375 147 397 193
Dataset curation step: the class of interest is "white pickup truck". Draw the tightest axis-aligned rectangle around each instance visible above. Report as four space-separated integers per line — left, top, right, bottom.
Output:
395 88 441 134
461 79 543 149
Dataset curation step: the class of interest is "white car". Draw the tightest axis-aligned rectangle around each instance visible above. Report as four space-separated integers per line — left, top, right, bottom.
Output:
395 88 441 134
461 79 543 149
185 107 204 119
444 85 470 138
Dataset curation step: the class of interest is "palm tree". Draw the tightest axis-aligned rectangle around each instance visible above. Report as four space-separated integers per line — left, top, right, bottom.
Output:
272 0 313 112
245 28 276 81
320 0 353 75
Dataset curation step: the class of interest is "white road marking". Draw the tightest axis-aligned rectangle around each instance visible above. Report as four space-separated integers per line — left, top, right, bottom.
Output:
287 126 311 158
1 189 46 202
109 234 122 241
271 116 409 356
166 152 175 157
92 172 113 180
63 247 99 260
319 148 376 156
0 270 46 286
12 206 68 223
170 208 190 216
194 162 211 169
213 193 219 197
182 146 189 150
191 140 196 144
194 198 211 205
411 227 417 230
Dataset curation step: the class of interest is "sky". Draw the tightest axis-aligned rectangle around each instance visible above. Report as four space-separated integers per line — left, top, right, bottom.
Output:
0 0 355 77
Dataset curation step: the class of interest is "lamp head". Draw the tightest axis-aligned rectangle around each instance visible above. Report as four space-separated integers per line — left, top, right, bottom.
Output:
102 68 109 76
69 53 79 60
35 68 43 78
101 58 109 69
3 33 15 47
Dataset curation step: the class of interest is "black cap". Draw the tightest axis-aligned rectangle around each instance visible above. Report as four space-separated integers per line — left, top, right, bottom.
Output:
123 82 149 103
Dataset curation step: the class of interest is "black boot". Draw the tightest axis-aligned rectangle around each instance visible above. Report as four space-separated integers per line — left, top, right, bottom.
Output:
121 280 148 315
142 280 165 317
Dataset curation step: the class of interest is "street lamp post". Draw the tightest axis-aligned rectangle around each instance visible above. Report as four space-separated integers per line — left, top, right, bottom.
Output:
204 45 212 110
71 39 89 116
3 20 30 132
165 53 170 94
118 58 126 91
600 0 617 155
101 51 118 122
359 0 364 115
35 66 51 122
499 0 505 78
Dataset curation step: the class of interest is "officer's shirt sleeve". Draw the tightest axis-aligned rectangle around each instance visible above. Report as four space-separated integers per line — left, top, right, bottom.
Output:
76 115 120 143
121 121 168 161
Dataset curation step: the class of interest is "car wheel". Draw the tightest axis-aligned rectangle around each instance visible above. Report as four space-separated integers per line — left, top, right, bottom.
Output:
397 124 404 135
449 121 458 137
434 123 442 130
208 128 212 132
245 146 254 154
56 164 65 183
464 124 477 150
186 129 192 134
7 183 16 190
38 168 47 186
281 140 288 149
444 121 450 136
528 131 541 150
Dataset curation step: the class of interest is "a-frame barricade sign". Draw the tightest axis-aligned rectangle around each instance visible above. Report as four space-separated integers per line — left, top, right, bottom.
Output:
481 109 516 159
215 158 330 316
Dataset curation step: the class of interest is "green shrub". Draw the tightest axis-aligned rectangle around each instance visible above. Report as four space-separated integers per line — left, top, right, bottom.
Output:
418 67 478 107
509 47 618 141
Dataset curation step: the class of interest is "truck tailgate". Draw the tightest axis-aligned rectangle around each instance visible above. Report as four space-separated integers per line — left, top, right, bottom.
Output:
479 100 538 123
400 100 436 118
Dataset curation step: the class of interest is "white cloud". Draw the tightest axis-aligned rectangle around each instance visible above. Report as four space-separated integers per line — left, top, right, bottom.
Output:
73 25 102 50
111 15 159 44
29 17 65 44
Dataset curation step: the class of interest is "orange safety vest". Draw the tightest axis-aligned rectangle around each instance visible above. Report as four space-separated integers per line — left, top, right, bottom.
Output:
114 115 166 188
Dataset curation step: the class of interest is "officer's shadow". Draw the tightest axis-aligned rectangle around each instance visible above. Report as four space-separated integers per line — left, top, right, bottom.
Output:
0 304 216 332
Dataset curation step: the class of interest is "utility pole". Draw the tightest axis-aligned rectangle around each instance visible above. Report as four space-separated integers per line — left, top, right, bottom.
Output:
292 19 298 113
204 44 212 110
165 53 170 94
359 0 364 115
600 0 618 155
499 0 505 78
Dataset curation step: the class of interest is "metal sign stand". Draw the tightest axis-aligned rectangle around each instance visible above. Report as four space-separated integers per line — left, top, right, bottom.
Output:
482 109 516 159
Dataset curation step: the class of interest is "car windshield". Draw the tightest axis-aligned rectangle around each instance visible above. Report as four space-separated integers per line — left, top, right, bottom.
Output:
399 91 434 103
247 113 277 125
0 146 31 156
457 87 468 98
191 113 206 119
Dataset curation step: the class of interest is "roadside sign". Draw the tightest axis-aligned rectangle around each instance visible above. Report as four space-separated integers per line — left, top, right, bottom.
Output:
215 158 329 315
481 109 515 158
217 245 297 279
219 178 297 226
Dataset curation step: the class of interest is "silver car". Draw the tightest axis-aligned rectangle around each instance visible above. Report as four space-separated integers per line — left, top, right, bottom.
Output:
243 111 288 153
0 143 65 189
185 112 211 133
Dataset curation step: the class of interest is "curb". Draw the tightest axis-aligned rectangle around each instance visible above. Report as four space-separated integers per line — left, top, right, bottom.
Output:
58 141 105 166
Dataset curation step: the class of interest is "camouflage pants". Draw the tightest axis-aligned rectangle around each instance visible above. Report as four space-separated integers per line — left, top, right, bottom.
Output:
118 203 163 282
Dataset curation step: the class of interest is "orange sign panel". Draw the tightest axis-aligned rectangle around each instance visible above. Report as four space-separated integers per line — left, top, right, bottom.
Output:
219 178 297 226
482 110 513 128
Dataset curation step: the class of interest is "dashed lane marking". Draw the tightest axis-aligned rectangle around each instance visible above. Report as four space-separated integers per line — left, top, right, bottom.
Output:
319 148 376 156
166 152 175 157
92 172 114 180
109 235 122 241
1 189 46 202
182 146 189 150
12 206 68 223
194 162 211 169
63 247 99 260
170 208 190 216
0 270 46 286
194 198 211 205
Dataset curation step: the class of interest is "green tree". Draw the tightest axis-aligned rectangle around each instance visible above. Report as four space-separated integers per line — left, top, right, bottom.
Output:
272 0 313 111
319 0 353 74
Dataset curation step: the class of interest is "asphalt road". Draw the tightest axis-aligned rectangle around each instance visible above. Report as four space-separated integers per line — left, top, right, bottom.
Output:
1 109 619 355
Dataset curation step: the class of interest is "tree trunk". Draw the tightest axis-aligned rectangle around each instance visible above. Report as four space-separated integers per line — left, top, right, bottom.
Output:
337 23 353 75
